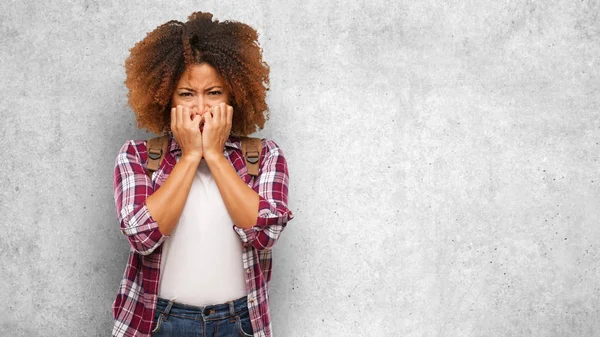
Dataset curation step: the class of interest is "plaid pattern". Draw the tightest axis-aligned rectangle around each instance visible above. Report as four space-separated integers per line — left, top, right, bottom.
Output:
112 132 293 337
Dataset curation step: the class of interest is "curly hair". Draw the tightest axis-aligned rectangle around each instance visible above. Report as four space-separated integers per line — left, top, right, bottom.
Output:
124 12 270 136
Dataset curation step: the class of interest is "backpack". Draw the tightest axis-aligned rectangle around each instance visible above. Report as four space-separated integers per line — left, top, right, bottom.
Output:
145 135 262 178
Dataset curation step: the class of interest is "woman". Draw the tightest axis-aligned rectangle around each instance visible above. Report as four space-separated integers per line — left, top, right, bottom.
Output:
112 12 293 337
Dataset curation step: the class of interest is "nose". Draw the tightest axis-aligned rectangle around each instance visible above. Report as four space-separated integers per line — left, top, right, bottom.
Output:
192 96 209 114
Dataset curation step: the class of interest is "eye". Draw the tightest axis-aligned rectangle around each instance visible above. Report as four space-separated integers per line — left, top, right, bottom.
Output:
179 92 193 97
208 90 222 96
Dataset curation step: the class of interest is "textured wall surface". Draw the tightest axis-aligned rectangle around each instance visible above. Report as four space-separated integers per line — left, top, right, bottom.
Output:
1 1 599 336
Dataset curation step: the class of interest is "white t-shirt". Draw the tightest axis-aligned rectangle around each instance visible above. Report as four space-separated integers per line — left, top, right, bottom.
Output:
158 159 247 306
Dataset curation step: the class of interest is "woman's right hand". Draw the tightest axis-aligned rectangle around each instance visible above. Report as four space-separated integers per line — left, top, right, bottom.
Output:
170 105 203 162
143 105 205 237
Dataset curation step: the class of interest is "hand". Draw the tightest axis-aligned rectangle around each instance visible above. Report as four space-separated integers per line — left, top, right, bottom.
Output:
202 102 233 162
170 105 203 162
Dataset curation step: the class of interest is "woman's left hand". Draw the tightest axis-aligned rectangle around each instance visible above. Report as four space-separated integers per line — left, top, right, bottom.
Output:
202 102 233 161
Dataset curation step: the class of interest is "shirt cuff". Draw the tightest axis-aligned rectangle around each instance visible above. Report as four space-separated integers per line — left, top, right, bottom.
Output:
233 195 293 244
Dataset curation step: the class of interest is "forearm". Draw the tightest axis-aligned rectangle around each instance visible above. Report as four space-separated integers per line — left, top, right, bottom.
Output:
205 152 259 229
146 155 200 235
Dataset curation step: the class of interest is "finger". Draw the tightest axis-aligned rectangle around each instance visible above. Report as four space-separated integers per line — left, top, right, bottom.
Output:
213 104 220 125
183 106 192 126
197 110 205 122
198 114 205 129
176 105 183 127
215 104 222 119
187 106 195 121
170 107 176 131
192 112 202 129
202 107 211 128
214 105 221 126
226 105 233 128
219 103 228 125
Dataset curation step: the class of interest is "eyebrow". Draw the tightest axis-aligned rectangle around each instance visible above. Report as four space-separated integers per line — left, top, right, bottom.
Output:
178 86 223 92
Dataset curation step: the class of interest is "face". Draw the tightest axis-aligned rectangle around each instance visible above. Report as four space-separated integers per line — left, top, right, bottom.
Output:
171 63 230 120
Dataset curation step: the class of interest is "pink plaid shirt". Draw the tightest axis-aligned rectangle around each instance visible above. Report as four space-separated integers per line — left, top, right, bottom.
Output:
111 132 293 337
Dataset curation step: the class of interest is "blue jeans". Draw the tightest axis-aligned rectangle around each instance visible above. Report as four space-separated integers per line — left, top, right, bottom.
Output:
151 295 253 336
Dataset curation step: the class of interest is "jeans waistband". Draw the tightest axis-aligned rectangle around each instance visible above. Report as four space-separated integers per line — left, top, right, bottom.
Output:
156 295 248 321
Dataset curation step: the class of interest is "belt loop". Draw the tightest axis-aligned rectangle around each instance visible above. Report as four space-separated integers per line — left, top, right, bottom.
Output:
162 299 175 321
228 300 235 316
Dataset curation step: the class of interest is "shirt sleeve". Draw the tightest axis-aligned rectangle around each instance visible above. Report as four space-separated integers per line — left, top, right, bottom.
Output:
234 139 294 250
113 140 168 255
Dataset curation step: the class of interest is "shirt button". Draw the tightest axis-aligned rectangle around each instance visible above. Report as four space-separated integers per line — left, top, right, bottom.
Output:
246 268 251 274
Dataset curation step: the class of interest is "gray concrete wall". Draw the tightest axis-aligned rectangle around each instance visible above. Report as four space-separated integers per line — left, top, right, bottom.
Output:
1 0 599 336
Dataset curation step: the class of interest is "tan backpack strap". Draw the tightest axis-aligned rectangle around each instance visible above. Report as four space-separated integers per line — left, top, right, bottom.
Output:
146 134 169 177
240 137 262 177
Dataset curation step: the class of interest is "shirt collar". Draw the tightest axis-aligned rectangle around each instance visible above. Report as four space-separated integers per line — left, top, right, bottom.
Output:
167 131 241 154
